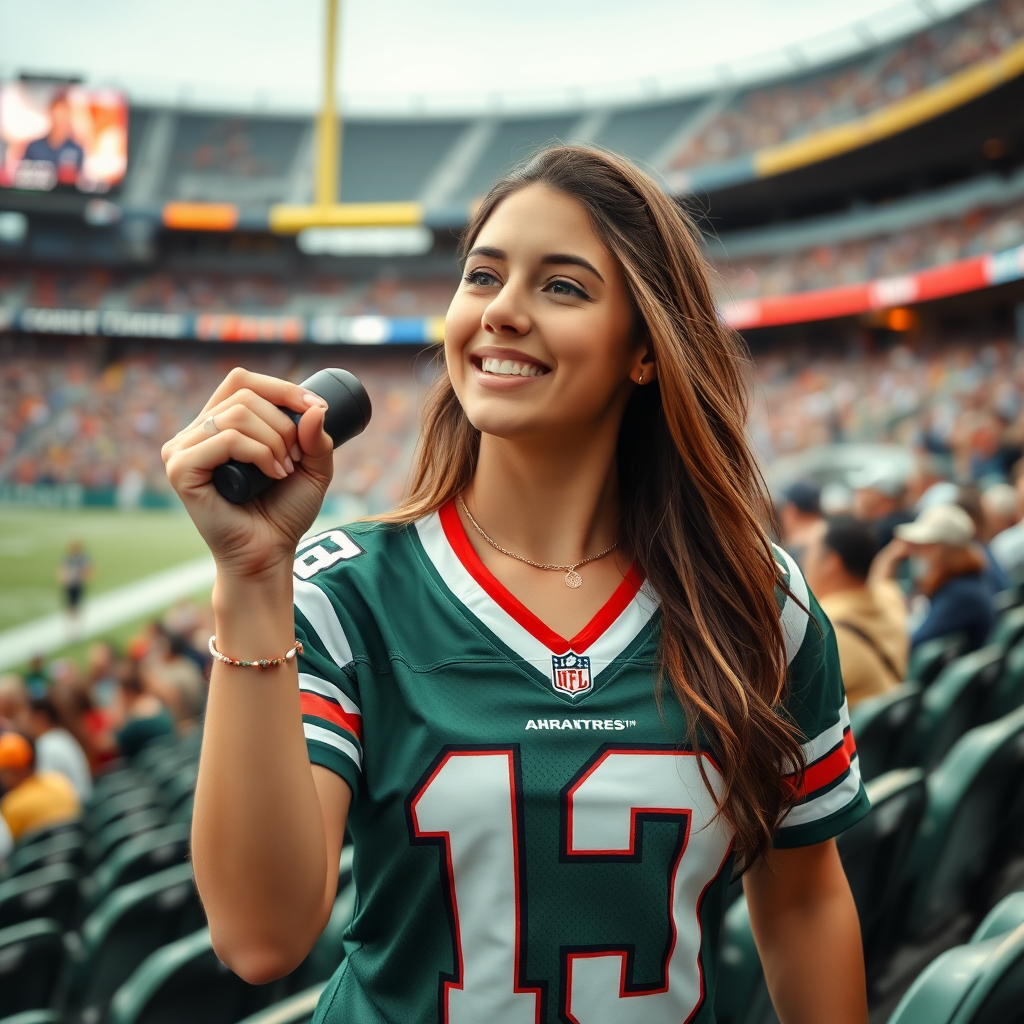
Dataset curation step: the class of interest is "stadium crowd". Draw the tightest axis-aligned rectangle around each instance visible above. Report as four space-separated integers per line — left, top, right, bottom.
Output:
672 0 1024 169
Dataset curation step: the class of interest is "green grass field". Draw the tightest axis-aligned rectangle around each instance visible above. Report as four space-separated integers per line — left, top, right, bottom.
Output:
0 507 210 633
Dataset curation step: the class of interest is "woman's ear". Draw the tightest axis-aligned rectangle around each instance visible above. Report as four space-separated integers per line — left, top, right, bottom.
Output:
631 338 657 385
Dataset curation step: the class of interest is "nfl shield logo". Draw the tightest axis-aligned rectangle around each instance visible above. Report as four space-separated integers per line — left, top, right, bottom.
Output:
551 652 592 697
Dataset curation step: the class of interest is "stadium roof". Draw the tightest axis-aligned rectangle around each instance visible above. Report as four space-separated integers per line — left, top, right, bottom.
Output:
0 0 984 116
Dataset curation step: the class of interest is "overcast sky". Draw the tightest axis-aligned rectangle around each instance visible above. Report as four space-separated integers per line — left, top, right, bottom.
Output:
0 0 981 115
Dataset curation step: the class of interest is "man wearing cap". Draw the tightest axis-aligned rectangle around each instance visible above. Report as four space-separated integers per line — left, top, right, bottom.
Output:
851 463 914 553
0 732 80 863
777 479 823 565
875 505 995 653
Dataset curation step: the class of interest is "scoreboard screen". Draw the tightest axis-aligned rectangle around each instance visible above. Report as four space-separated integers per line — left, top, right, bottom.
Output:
0 80 128 194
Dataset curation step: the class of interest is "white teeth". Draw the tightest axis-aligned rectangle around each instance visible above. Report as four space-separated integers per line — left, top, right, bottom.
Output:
480 356 545 377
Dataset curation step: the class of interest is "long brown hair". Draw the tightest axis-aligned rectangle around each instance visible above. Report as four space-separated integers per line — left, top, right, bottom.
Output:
381 145 804 861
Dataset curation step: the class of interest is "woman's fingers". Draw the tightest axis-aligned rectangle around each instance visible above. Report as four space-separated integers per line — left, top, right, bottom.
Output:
198 368 315 421
202 404 296 472
165 429 289 492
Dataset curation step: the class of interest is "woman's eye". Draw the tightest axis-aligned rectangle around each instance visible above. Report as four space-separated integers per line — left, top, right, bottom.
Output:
549 279 588 299
464 270 499 287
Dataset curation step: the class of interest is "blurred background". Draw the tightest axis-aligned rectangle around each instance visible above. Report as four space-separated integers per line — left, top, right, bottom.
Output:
4 1 1024 1022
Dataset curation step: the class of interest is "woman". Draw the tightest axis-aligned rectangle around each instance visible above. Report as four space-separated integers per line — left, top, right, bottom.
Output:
164 147 868 1023
875 503 995 653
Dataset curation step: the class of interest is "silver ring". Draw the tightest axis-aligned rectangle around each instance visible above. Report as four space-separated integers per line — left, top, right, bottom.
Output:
203 415 220 435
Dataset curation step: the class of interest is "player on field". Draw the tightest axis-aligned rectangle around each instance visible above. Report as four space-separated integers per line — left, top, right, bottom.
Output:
164 146 869 1023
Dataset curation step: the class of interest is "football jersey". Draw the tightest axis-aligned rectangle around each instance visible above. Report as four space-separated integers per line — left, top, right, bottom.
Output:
293 499 868 1024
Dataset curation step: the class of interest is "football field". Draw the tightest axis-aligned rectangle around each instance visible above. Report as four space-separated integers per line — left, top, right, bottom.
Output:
0 506 211 651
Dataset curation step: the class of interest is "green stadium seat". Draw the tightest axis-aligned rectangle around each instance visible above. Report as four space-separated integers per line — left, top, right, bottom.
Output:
13 822 82 852
849 683 922 781
901 705 1024 940
81 824 190 913
85 809 167 868
63 863 204 1024
0 919 64 1018
235 984 326 1024
170 793 194 824
0 865 79 930
972 894 1024 943
0 1010 66 1024
906 632 967 688
836 768 927 980
286 883 355 993
84 788 163 837
4 833 84 880
85 769 144 812
992 586 1022 617
886 924 1024 1024
160 766 197 813
988 605 1024 650
714 895 778 1024
903 646 1004 771
980 640 1024 723
106 928 277 1024
131 737 182 773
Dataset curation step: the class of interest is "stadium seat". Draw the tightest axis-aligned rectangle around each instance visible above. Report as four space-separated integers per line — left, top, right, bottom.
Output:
886 924 1024 1024
287 882 355 993
84 808 167 868
906 633 967 688
84 788 163 836
0 865 79 930
106 929 277 1024
81 824 190 913
989 605 1024 651
63 863 204 1024
170 793 194 824
160 766 197 814
0 1011 66 1024
849 683 922 780
714 896 777 1024
85 770 143 812
13 822 82 852
980 640 1024 723
0 919 64 1017
992 586 1022 618
972 893 1024 943
131 737 181 773
836 768 927 979
902 646 1004 771
235 984 326 1024
4 833 84 879
900 704 1024 940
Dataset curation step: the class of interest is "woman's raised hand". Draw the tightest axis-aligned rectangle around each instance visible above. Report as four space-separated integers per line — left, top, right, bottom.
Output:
162 367 335 580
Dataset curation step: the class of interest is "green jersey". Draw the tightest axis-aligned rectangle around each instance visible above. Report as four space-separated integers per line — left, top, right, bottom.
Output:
293 500 868 1024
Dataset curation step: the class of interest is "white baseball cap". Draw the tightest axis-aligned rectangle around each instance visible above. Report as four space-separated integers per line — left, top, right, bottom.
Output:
894 504 975 547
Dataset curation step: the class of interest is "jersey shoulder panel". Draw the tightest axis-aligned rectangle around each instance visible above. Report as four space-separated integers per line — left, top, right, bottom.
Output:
772 544 870 847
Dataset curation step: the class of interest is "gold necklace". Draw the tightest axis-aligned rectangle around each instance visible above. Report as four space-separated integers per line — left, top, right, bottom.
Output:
458 496 618 589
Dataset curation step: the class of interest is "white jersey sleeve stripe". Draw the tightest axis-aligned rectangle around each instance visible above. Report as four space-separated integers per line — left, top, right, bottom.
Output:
294 577 354 669
779 758 863 830
775 546 811 667
801 700 852 765
304 722 362 771
298 672 361 717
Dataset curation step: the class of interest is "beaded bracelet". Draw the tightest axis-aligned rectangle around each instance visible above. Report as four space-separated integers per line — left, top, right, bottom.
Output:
208 635 303 669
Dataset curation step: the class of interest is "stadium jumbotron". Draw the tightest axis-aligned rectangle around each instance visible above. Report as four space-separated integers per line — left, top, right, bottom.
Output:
4 0 1024 1022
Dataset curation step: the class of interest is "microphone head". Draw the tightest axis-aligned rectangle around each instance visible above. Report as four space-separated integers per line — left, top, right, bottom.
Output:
300 368 372 446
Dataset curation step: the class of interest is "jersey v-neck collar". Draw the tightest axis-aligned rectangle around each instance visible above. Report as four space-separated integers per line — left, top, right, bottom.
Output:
437 498 643 653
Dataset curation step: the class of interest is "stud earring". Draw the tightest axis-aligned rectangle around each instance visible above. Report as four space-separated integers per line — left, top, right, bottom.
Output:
638 372 644 385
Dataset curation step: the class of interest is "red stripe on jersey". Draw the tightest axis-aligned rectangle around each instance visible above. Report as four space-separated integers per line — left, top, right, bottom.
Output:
788 728 856 799
439 499 644 654
300 692 364 743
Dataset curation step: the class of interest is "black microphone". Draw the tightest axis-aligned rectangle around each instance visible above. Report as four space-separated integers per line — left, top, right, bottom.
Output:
212 368 372 504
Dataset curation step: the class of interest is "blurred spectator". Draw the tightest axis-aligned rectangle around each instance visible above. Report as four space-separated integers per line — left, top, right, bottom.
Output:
982 482 1019 538
777 479 823 563
24 655 48 699
851 464 914 552
803 516 908 705
887 504 995 651
113 660 174 758
956 483 1010 594
58 539 93 619
23 694 93 802
990 473 1024 577
0 674 27 731
0 732 80 862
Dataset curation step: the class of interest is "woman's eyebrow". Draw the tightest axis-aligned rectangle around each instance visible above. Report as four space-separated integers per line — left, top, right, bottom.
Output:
466 246 506 260
541 253 605 283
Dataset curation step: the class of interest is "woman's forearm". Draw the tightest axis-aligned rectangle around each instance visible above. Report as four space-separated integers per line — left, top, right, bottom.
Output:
192 566 348 983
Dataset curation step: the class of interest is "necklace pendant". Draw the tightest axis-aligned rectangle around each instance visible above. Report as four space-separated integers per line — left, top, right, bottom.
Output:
565 569 583 589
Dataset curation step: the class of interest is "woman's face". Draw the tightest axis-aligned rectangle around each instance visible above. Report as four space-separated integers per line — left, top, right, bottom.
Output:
444 183 651 442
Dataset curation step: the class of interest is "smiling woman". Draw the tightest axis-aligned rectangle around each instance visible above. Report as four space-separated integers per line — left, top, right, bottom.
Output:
164 145 869 1024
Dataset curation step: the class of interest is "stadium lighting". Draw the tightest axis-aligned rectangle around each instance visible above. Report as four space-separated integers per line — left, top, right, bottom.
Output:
297 225 433 257
268 0 420 234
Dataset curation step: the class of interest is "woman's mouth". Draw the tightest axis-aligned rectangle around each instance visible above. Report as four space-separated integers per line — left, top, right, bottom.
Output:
478 356 549 378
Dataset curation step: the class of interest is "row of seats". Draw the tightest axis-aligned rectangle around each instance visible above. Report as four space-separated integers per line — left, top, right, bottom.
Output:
0 731 356 1024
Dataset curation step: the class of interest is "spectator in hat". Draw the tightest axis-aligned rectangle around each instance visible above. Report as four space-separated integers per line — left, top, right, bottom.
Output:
0 732 80 863
802 516 908 707
876 505 995 653
776 479 823 565
851 464 914 552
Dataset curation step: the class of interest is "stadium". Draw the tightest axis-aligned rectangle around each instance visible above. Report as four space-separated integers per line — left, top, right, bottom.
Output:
3 0 1024 1021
